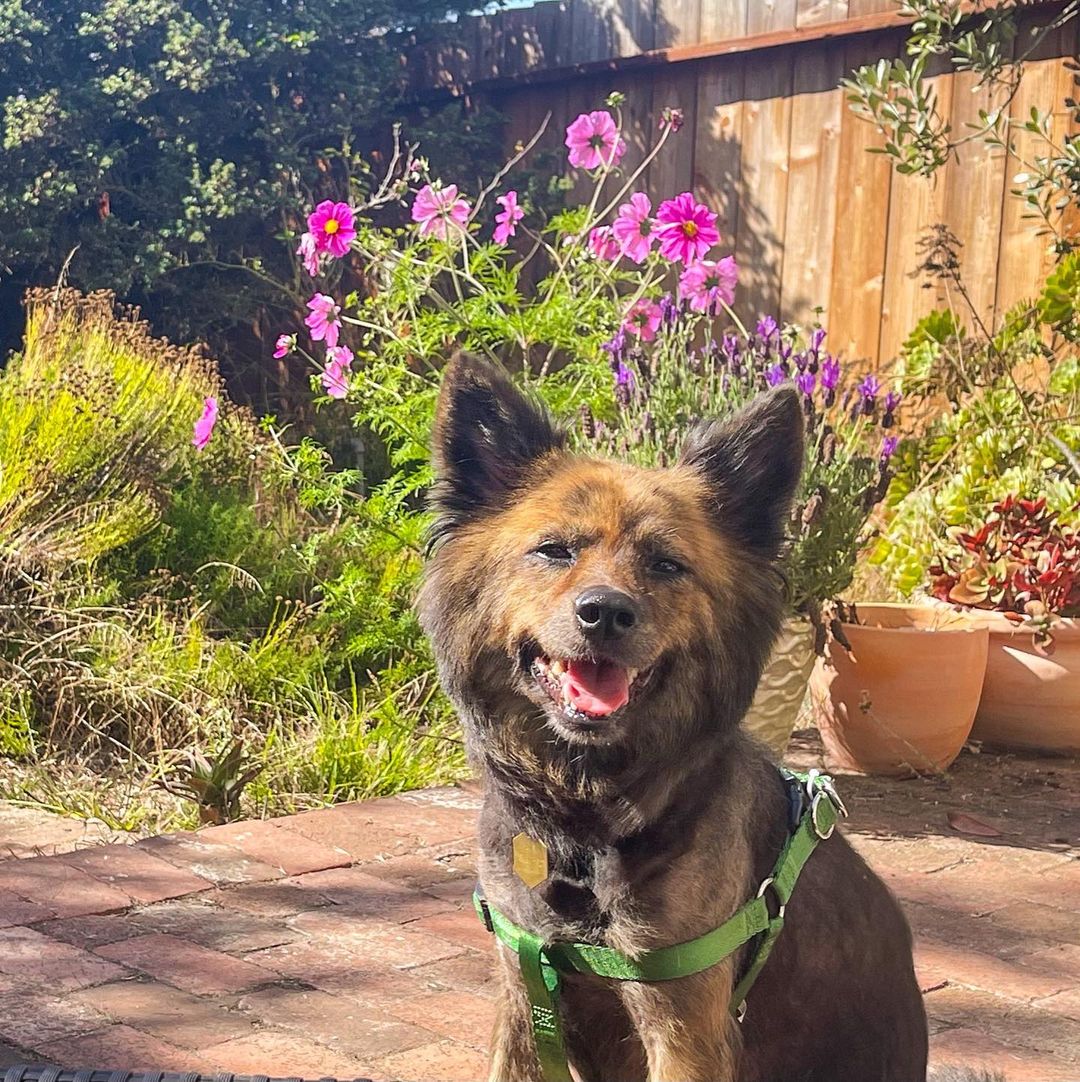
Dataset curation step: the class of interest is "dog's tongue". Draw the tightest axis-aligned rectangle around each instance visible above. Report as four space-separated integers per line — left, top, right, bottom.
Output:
559 659 630 716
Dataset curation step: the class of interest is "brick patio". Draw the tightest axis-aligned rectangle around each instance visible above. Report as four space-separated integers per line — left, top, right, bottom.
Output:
0 740 1077 1081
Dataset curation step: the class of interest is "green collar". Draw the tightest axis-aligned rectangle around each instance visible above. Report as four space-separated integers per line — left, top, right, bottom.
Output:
473 769 845 1082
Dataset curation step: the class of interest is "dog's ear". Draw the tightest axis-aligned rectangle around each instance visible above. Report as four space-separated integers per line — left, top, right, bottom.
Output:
679 384 804 557
430 352 563 528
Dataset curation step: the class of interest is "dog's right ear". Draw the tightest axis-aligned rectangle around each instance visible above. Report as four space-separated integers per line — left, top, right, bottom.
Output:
430 352 563 530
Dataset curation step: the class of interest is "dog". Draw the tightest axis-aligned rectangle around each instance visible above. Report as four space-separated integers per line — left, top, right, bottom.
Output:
420 352 947 1081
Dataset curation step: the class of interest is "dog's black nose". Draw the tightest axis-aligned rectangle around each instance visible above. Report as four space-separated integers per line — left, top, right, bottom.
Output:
574 587 639 640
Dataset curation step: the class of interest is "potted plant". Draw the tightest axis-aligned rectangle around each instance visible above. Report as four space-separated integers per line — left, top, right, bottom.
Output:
927 495 1080 752
810 601 989 776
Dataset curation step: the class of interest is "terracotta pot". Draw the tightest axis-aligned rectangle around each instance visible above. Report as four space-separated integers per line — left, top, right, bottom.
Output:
810 603 988 776
742 616 815 758
938 609 1080 753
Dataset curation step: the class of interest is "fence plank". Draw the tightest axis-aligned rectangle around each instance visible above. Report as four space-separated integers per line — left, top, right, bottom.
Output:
944 68 1009 334
700 0 748 42
780 44 845 324
878 71 956 365
847 0 894 14
735 49 794 320
647 67 700 201
747 0 798 36
826 30 898 364
656 0 703 48
693 58 747 250
797 0 849 29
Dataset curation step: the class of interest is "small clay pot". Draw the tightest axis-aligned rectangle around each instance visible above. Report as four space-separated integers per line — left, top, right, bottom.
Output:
810 603 988 776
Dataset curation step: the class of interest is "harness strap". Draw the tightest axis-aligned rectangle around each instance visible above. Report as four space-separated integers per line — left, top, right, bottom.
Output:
475 770 845 1082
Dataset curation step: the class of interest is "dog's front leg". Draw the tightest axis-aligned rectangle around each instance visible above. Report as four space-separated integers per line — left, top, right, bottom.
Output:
619 969 741 1082
488 948 549 1082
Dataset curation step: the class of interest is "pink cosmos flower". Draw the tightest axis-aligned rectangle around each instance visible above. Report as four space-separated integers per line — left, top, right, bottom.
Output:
412 183 471 239
493 190 524 245
273 333 295 359
307 200 356 259
296 232 321 277
321 345 353 400
622 298 663 342
305 293 341 349
655 192 720 264
564 111 626 170
192 396 218 451
611 193 655 264
679 256 738 313
588 226 620 261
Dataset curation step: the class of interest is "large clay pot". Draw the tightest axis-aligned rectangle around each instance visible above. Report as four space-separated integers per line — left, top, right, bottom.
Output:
810 603 988 776
956 612 1080 753
742 616 815 758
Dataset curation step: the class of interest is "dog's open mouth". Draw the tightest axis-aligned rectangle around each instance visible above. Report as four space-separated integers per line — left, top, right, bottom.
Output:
531 654 653 720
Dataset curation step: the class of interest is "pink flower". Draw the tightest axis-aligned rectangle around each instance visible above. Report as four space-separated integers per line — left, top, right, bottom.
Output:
192 396 218 451
307 200 356 259
273 333 295 359
588 226 620 261
411 183 471 239
296 231 321 277
564 111 626 170
305 293 341 349
321 345 353 400
493 190 524 245
655 192 720 264
679 256 738 313
623 298 663 342
611 193 655 264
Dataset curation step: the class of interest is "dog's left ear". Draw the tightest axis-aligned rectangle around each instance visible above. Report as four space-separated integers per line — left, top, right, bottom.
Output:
430 351 563 528
680 385 804 558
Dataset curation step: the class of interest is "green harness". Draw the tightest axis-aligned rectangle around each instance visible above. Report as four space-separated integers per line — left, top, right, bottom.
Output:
473 770 847 1082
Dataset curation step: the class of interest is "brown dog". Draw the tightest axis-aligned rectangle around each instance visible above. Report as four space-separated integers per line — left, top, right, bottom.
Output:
420 353 929 1081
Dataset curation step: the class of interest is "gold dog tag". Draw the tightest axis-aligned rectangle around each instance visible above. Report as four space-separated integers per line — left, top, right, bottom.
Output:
512 832 549 888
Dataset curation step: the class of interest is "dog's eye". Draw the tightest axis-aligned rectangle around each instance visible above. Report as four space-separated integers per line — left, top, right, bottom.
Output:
534 542 574 563
650 556 685 577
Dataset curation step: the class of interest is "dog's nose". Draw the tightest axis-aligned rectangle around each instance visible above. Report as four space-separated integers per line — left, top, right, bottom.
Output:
574 587 639 640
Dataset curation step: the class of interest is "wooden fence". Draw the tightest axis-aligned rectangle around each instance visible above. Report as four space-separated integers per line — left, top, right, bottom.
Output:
417 2 1079 366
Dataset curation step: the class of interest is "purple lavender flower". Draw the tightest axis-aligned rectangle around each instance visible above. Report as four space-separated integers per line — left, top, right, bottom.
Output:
614 360 635 388
858 373 881 416
810 327 826 354
658 293 679 326
819 355 840 408
882 389 902 428
795 370 816 397
602 330 627 365
765 362 787 387
756 315 778 342
880 435 899 463
780 339 794 363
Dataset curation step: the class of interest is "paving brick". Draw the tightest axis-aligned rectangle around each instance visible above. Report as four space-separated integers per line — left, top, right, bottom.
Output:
35 914 140 951
283 867 451 923
36 1024 214 1072
915 937 1076 1002
422 878 475 906
883 865 1022 917
384 990 495 1050
0 926 127 990
238 983 433 1059
905 902 1051 962
924 984 1080 1063
929 1025 1079 1082
206 880 333 919
0 858 132 919
137 833 284 885
127 897 299 954
0 1037 36 1067
359 845 475 891
0 889 54 928
1036 987 1080 1023
247 938 427 1001
0 985 108 1047
73 978 256 1048
200 820 353 877
406 909 498 954
986 902 1080 949
204 1030 369 1075
376 1037 489 1082
57 844 208 904
407 948 498 999
94 933 273 995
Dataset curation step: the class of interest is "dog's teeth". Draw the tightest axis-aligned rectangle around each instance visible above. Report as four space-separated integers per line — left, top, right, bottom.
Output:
550 659 565 676
628 668 638 682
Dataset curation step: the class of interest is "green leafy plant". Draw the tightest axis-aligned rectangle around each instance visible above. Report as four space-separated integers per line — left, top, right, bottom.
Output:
162 738 263 825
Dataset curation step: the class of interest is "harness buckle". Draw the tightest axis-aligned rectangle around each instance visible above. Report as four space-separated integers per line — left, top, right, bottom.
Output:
478 896 495 933
810 791 836 840
755 875 786 920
